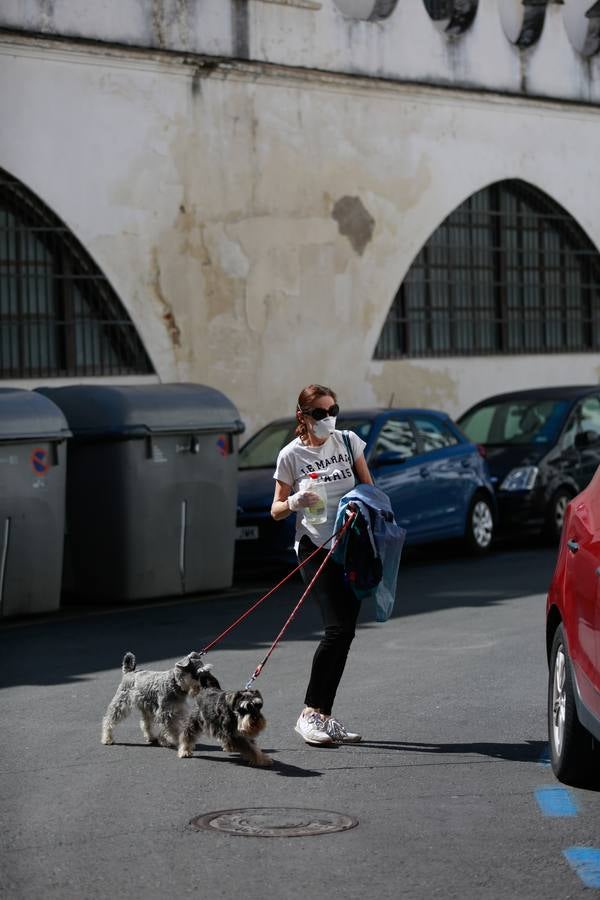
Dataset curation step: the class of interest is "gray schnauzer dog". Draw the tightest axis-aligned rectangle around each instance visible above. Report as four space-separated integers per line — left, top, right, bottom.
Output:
179 674 272 766
101 651 208 748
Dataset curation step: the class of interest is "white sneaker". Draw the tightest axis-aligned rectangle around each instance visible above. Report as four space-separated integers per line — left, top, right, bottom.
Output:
294 711 334 746
326 717 362 743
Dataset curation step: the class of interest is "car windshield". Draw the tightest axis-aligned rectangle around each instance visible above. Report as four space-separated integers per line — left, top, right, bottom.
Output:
238 418 372 469
458 399 570 446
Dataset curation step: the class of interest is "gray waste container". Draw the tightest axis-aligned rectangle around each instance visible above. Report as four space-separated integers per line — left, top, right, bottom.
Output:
37 383 244 602
0 389 70 617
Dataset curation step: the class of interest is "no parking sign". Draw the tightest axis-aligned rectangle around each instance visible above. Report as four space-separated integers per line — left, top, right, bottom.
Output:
30 447 50 476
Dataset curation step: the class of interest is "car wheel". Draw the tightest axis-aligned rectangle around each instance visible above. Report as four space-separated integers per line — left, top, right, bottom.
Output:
464 493 494 554
548 624 599 785
544 488 572 543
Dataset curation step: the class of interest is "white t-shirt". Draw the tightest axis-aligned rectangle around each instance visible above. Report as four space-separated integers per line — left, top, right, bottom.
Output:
273 429 366 549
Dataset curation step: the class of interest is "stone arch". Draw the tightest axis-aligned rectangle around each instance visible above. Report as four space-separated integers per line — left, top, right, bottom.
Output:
0 167 154 379
374 179 600 359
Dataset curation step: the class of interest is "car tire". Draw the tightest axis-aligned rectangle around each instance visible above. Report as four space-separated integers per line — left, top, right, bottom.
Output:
464 493 494 555
548 624 599 785
543 488 572 543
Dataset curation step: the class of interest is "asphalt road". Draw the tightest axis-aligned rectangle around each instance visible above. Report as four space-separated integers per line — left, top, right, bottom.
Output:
2 540 599 899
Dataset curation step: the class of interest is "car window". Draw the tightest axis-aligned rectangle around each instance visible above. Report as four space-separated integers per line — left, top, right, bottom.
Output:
559 412 578 451
459 399 570 445
560 396 600 451
460 406 494 443
580 396 600 435
239 423 294 469
412 415 459 453
337 418 373 442
373 418 417 460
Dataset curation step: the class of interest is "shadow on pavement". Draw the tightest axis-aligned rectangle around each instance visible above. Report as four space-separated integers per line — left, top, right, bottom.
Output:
358 738 548 763
0 541 558 688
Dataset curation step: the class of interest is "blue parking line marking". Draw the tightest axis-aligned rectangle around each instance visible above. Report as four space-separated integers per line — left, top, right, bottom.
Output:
534 787 578 817
564 848 600 888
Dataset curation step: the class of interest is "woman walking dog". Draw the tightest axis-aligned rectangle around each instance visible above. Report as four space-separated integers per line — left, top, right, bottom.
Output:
271 384 373 746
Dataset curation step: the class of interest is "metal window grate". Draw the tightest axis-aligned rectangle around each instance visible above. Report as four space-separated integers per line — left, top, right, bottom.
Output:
374 179 600 359
0 169 154 378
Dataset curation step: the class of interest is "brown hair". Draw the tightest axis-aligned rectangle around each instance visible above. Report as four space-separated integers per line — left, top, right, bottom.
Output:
295 384 337 444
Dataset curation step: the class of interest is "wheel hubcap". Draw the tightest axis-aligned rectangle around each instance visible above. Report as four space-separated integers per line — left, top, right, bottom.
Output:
552 646 566 755
554 495 569 531
472 501 493 548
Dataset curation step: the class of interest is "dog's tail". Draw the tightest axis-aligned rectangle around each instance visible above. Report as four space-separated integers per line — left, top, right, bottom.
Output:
122 652 136 673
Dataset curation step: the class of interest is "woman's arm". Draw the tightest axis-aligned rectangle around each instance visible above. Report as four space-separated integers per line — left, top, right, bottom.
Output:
271 479 321 520
271 480 293 520
354 454 373 486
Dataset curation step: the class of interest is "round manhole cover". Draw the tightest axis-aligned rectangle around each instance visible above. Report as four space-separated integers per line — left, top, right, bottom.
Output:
190 807 359 837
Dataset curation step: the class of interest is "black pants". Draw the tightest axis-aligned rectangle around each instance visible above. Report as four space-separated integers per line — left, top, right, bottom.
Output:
298 535 361 716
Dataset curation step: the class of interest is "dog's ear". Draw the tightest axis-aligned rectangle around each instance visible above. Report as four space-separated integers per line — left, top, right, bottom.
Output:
225 690 240 706
174 655 194 671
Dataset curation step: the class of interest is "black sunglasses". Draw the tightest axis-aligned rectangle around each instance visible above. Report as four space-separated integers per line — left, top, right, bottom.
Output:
302 404 339 421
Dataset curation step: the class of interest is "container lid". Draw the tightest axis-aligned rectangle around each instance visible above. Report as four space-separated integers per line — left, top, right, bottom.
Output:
0 388 71 442
35 383 245 438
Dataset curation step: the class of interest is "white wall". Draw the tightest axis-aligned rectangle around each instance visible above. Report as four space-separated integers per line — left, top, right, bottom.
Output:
1 1 599 102
1 13 600 433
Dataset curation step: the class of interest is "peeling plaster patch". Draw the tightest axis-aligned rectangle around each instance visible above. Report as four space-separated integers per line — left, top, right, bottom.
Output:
151 0 191 50
368 360 459 414
332 196 375 256
215 227 251 280
150 248 181 347
152 0 167 47
40 0 56 30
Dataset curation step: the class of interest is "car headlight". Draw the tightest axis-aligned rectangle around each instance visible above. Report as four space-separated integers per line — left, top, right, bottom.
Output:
500 466 539 491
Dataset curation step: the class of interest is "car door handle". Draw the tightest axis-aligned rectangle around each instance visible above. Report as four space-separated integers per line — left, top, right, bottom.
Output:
460 458 470 468
567 539 579 553
419 467 431 478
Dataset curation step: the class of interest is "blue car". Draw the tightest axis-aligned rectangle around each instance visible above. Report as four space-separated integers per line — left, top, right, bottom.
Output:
235 408 496 569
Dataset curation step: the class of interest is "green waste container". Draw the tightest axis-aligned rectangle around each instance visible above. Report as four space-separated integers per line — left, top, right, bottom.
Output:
0 389 70 617
37 383 244 602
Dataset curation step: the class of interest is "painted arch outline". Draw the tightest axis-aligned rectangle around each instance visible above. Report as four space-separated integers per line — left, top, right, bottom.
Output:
0 166 154 379
374 179 600 359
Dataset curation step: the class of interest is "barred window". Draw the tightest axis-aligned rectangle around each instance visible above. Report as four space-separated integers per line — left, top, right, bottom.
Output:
0 168 154 378
374 180 600 359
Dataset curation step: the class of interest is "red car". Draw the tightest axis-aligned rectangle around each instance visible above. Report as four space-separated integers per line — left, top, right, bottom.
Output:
546 465 600 784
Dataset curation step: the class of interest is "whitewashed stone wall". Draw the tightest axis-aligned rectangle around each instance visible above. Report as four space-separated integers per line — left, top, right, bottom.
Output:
1 1 599 433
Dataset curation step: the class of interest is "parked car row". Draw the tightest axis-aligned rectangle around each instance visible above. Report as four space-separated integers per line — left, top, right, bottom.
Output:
458 385 600 543
236 385 600 569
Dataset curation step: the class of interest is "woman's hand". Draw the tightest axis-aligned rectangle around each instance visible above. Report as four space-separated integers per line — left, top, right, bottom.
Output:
287 490 321 511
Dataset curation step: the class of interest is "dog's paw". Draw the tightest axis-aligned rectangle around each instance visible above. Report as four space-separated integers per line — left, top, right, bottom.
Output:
251 753 273 767
178 748 193 758
101 735 113 745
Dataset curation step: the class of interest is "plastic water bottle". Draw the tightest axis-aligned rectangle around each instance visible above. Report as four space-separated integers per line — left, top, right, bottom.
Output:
301 473 327 525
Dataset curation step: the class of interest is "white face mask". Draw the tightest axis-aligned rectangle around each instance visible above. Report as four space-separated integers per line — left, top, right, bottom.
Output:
313 416 336 440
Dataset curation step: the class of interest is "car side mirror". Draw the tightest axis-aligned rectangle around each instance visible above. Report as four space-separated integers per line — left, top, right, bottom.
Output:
371 450 408 467
575 429 600 449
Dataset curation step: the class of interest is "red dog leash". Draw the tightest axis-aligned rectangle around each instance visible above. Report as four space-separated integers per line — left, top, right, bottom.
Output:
243 510 357 689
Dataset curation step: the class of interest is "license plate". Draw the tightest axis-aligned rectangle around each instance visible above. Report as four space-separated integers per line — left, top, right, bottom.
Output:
236 525 259 541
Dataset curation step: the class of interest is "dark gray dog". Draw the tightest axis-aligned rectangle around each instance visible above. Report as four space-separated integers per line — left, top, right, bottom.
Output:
179 674 272 766
101 651 207 748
